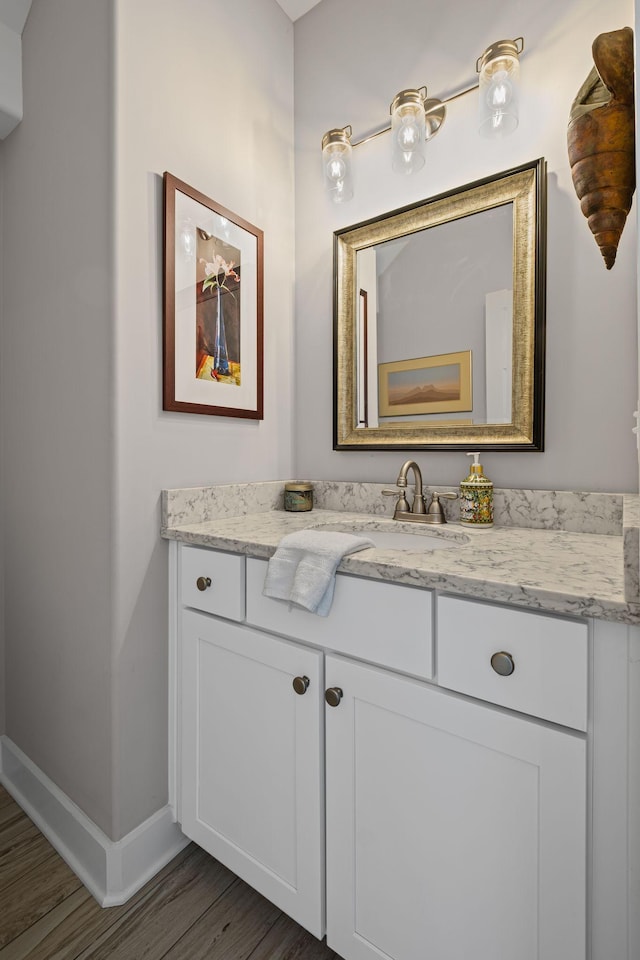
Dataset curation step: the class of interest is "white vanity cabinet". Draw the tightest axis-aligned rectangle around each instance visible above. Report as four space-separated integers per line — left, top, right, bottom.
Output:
170 541 637 960
325 654 585 960
179 608 325 937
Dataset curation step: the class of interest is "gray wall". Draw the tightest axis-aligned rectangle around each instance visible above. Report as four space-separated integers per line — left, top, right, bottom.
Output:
111 0 295 838
1 0 114 832
1 0 295 840
0 139 4 736
1 0 636 845
293 0 638 492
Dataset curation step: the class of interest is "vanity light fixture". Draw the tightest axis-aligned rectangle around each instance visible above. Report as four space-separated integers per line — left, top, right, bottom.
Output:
477 37 524 138
322 37 523 202
322 125 354 203
390 87 428 174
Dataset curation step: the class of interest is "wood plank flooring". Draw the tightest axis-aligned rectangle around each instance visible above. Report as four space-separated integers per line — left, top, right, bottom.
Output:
0 786 340 960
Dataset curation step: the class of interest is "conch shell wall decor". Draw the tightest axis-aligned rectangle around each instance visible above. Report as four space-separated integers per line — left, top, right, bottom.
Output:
567 26 635 269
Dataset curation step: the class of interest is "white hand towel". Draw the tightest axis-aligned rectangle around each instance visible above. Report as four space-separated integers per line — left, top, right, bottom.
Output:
263 530 374 616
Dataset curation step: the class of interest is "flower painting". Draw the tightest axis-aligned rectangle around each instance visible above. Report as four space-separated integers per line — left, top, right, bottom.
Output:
196 235 242 386
163 173 263 419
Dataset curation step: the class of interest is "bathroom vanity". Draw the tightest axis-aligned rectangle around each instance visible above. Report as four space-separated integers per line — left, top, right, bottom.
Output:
163 482 640 960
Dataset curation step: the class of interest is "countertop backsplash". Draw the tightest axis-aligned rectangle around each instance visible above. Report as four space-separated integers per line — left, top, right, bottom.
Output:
163 480 627 537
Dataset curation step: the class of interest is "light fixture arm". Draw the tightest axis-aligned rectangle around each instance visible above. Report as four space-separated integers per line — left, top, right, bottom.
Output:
349 80 479 149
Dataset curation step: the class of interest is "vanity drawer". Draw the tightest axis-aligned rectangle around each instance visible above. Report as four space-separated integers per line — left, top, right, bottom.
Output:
246 558 433 679
437 596 588 731
180 545 245 621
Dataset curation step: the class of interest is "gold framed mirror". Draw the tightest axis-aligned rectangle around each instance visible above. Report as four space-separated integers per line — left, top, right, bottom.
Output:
333 158 546 450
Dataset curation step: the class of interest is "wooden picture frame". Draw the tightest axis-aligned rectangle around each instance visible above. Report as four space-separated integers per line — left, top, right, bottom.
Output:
378 351 472 418
163 172 264 418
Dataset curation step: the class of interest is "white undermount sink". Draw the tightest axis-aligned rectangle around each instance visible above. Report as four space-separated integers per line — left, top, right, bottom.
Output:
310 521 468 552
359 530 462 551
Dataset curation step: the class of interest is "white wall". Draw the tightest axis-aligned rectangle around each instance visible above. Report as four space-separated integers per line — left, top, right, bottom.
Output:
0 139 4 737
0 0 294 841
1 0 115 833
0 0 634 848
636 0 640 493
112 0 295 837
0 0 32 739
293 0 638 492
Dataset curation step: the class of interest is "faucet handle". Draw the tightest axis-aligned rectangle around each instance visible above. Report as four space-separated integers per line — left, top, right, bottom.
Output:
425 490 457 524
382 488 410 518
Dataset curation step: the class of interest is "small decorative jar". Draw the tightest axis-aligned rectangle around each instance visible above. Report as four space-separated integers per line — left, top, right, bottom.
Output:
284 481 314 512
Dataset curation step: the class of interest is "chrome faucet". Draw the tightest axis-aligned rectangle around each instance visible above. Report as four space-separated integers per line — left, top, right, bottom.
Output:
383 460 457 524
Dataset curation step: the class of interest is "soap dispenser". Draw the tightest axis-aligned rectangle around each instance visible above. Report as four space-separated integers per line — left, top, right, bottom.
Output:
460 453 493 526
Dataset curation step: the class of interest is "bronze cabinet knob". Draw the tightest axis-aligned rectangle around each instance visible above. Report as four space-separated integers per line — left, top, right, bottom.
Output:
325 687 343 707
196 576 212 592
490 651 515 676
292 676 310 695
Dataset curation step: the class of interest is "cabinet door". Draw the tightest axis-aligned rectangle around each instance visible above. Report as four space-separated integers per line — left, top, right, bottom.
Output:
181 610 324 937
325 655 586 960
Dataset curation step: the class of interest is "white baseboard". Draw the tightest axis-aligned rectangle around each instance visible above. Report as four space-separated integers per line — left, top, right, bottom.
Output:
0 735 189 906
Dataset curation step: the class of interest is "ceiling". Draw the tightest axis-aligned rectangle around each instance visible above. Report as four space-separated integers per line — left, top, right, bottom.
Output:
0 1 318 32
0 0 32 34
274 0 323 21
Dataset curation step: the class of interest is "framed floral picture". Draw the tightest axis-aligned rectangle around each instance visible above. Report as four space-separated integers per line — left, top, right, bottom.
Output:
163 173 264 418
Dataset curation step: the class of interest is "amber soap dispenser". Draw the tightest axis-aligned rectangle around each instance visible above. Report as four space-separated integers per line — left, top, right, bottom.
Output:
460 453 493 526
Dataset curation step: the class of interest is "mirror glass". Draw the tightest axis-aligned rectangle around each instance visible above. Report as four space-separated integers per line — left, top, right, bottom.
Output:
334 159 546 450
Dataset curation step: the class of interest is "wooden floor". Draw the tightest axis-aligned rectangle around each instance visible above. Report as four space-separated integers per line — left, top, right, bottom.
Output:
0 786 340 960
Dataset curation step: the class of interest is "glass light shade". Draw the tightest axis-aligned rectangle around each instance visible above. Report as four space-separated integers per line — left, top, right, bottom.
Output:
177 217 195 261
477 39 522 138
322 127 354 203
390 88 427 174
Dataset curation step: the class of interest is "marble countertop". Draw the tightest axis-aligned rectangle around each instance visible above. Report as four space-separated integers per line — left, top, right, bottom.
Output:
162 505 640 626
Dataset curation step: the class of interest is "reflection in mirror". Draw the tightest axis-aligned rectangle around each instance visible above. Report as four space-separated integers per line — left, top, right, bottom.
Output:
357 205 513 427
335 159 546 450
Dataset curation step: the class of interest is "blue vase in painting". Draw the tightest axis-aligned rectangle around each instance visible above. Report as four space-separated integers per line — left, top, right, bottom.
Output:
214 283 230 377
